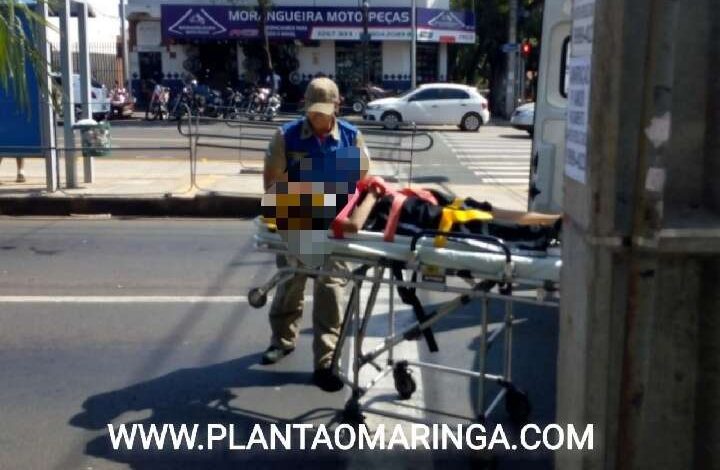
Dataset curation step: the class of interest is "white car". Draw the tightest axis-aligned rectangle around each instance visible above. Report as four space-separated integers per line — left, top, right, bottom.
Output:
510 102 535 135
51 73 111 121
363 83 491 131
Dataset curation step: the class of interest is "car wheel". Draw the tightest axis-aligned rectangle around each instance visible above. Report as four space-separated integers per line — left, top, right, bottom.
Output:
352 100 365 114
381 111 401 130
461 112 482 132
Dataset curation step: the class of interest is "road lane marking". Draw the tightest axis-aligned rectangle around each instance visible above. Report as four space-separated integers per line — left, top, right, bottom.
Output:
0 296 252 303
0 293 397 304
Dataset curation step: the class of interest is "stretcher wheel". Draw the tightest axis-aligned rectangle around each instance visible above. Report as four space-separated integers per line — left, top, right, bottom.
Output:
505 387 531 424
248 288 267 308
393 362 417 400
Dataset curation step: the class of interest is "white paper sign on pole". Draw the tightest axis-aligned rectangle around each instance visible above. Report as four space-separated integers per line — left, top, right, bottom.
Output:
564 0 595 184
565 55 592 184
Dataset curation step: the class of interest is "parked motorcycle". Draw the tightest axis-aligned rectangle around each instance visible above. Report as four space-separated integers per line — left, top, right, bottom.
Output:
222 87 245 119
145 85 170 121
203 88 224 118
246 86 269 119
110 85 134 119
263 93 282 121
172 81 205 120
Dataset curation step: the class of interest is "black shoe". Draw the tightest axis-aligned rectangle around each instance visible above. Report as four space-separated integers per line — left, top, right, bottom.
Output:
312 368 344 392
260 346 294 365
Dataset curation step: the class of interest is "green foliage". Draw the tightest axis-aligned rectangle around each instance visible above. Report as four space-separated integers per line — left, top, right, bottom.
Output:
448 0 544 87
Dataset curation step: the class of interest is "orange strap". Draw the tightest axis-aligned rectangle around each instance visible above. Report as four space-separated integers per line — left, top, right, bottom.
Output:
382 188 438 242
331 176 394 239
332 176 439 240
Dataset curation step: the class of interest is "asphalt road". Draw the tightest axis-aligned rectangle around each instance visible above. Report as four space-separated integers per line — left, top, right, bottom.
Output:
0 218 557 469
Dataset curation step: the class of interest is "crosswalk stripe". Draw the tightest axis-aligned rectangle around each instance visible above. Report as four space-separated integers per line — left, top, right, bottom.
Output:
457 157 529 161
476 176 528 184
452 148 528 151
441 130 532 186
466 164 528 169
470 168 528 175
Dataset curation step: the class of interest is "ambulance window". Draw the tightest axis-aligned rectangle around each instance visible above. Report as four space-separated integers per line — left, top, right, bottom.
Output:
560 36 571 98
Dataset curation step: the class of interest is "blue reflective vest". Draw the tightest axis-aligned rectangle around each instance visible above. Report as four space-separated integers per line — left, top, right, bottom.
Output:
281 118 362 189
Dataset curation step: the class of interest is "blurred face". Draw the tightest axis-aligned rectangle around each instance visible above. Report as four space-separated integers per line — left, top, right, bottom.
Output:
307 111 334 136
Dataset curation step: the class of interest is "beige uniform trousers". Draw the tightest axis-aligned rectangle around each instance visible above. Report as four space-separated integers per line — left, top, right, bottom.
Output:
268 254 348 369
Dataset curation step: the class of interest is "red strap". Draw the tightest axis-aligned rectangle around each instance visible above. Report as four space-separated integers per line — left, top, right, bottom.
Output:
398 187 438 205
384 193 408 241
331 186 361 239
331 176 392 239
330 176 438 240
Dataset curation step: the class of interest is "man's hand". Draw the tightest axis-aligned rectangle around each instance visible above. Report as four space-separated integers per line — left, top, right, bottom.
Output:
263 129 287 190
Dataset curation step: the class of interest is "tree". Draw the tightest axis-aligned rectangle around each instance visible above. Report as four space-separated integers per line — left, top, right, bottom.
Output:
448 0 543 109
257 0 274 89
0 0 55 112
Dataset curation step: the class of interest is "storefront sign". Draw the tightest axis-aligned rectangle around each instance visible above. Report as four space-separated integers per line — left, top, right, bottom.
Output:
161 5 475 43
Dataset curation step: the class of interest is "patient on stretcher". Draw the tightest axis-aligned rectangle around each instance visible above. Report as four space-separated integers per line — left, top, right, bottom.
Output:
331 176 561 251
262 176 561 253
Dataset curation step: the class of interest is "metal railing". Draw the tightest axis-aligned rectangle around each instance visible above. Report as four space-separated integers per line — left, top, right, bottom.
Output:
0 108 434 197
177 113 434 194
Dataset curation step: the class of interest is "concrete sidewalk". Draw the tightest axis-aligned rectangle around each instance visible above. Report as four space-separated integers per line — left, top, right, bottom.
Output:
0 144 528 217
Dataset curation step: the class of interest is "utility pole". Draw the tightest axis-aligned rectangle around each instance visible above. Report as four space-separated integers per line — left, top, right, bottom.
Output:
505 0 518 117
36 0 57 192
59 0 77 188
555 0 719 468
362 0 370 86
78 0 93 183
120 0 130 96
410 0 416 89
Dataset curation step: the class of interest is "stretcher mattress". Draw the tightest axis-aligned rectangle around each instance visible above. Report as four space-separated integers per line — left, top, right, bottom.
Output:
254 217 561 284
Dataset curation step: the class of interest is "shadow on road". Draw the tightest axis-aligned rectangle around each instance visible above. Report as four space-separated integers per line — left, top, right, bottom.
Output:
497 134 532 140
66 352 484 469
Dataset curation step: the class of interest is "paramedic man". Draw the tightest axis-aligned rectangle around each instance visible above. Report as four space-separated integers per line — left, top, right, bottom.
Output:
261 78 371 392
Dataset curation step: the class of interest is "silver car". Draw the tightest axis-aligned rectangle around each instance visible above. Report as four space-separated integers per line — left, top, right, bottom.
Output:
510 102 535 136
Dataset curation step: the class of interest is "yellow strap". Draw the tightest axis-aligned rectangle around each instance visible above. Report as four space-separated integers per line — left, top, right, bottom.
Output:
260 216 278 232
434 207 493 247
448 197 464 210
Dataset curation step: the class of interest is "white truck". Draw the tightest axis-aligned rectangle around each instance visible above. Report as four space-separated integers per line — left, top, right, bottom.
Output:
528 0 572 213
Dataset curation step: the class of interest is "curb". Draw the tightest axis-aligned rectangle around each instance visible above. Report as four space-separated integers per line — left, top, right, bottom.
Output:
0 193 262 218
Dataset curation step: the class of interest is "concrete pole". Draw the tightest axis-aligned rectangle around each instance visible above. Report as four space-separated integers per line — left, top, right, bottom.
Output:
78 0 94 183
36 0 57 192
505 0 517 117
362 0 370 86
410 0 416 89
78 2 91 121
120 0 130 96
59 0 77 188
555 0 719 469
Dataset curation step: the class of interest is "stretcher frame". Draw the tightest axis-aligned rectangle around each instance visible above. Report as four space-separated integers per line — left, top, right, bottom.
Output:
249 225 560 424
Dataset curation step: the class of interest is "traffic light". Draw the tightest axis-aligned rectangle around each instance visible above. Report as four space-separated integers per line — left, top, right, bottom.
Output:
521 41 532 58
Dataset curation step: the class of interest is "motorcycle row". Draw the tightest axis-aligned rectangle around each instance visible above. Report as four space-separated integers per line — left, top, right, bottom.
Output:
146 80 282 122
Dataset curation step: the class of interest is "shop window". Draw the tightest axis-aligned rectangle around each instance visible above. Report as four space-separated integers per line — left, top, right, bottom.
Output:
410 88 441 101
335 42 382 94
440 89 470 100
417 44 438 84
138 52 162 82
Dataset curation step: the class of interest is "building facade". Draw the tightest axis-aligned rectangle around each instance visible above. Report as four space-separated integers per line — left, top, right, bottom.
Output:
125 0 475 104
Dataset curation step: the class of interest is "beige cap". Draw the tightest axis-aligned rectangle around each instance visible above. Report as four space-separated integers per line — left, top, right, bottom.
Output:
304 77 340 115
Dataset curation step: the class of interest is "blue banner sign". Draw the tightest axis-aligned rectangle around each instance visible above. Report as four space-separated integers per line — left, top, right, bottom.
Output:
161 5 475 43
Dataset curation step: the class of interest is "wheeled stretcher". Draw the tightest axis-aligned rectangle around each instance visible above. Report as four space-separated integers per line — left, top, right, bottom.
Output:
249 178 561 424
